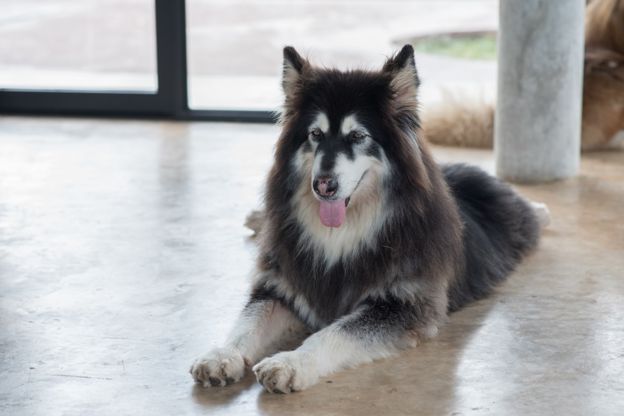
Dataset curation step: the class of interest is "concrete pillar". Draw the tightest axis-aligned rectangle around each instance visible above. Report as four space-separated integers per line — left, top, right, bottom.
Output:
495 0 585 183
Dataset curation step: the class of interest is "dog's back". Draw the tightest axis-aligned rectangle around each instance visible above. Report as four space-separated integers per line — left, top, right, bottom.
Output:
443 164 541 311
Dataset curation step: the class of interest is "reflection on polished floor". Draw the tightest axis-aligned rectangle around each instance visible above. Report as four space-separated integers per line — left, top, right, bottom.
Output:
0 117 622 416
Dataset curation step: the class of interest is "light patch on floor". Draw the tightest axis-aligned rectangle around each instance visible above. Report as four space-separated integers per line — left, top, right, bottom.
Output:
0 117 622 416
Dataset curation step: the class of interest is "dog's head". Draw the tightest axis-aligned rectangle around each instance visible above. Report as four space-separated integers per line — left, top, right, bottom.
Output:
271 45 430 229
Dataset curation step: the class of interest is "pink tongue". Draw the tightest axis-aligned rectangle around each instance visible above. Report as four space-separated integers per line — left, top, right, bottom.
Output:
319 199 347 228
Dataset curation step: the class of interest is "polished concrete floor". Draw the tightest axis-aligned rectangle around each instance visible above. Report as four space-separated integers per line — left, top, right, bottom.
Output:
0 117 622 416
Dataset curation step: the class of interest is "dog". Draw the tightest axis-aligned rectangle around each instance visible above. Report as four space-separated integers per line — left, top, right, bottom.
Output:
190 45 548 393
424 0 624 151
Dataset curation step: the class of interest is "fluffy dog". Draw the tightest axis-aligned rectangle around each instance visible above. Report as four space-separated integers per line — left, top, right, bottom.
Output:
190 45 546 393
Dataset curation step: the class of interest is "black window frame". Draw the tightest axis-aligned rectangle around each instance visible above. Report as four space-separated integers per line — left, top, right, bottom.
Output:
0 0 274 123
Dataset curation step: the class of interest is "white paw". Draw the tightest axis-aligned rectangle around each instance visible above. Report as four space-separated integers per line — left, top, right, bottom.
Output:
252 351 318 393
530 201 551 228
190 347 246 387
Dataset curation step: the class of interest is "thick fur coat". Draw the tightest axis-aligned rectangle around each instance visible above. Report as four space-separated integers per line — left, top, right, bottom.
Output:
190 45 544 393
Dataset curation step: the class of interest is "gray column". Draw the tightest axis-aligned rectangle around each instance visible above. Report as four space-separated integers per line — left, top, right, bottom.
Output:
495 0 585 183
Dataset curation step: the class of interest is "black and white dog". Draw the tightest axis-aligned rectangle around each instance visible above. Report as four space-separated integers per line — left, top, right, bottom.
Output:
190 45 548 393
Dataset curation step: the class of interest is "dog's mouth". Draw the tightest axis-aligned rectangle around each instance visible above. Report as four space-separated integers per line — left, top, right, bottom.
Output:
318 197 350 228
317 170 367 228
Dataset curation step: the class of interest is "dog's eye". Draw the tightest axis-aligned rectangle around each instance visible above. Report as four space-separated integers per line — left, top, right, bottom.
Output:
309 128 323 140
349 131 367 142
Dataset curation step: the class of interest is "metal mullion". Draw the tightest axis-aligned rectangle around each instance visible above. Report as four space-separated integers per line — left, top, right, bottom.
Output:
154 0 187 117
181 109 277 123
0 90 164 117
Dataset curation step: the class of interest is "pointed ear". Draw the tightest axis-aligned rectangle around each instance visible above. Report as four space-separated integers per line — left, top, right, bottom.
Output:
383 45 420 114
282 46 308 98
383 44 420 88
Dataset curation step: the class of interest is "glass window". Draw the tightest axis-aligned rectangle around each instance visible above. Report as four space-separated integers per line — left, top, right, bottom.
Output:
0 0 157 91
186 0 498 111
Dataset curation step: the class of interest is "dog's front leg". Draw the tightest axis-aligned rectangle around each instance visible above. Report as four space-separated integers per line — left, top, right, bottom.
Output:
190 299 303 387
253 297 439 393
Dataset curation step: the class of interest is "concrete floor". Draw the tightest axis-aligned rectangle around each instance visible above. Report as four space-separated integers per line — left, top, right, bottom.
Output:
0 117 622 416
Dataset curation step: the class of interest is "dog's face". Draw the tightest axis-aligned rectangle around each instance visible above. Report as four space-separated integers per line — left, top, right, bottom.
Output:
304 110 384 227
279 45 422 228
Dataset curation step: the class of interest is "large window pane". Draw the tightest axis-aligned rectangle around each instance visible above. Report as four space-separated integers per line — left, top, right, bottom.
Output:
0 0 157 91
186 0 498 111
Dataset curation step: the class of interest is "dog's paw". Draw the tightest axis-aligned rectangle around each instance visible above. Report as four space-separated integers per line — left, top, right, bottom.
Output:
190 347 245 387
530 201 551 228
244 209 265 236
252 351 318 393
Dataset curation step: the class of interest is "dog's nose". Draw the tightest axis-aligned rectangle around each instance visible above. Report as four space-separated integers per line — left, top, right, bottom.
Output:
313 175 338 197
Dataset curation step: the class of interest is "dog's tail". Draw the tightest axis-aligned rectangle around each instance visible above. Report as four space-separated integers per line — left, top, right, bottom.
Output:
422 94 495 148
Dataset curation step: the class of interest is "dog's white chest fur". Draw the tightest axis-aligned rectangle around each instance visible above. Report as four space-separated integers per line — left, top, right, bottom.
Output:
293 179 387 267
289 123 390 267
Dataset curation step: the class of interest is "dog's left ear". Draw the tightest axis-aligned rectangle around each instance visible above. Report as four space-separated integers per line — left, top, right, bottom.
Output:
383 45 417 76
383 44 421 89
383 45 420 115
282 46 308 98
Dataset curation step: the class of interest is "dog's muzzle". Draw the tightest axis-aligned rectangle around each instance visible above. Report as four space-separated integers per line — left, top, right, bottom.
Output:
313 175 338 198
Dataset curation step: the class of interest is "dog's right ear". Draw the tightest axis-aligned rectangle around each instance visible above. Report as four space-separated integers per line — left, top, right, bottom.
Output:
282 46 307 98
